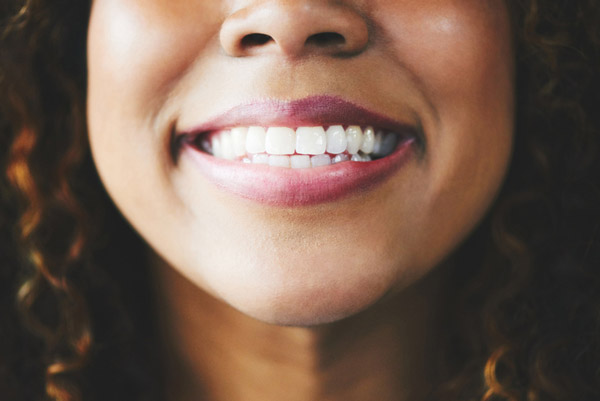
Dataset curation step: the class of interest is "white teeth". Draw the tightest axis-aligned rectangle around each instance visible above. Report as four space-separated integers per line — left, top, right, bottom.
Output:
231 127 248 157
311 154 331 167
296 127 326 155
269 155 291 167
350 154 371 162
346 126 363 155
202 125 404 167
360 126 375 154
220 131 235 160
351 154 364 162
372 131 384 155
291 155 311 169
332 154 350 164
252 154 269 164
212 136 222 159
246 126 267 154
265 127 296 155
326 125 347 154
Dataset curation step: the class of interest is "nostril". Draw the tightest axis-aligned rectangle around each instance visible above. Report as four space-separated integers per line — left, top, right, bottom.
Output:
241 33 274 48
221 4 369 57
305 32 346 47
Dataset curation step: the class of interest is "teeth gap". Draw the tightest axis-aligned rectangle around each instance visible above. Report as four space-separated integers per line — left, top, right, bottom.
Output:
188 125 408 167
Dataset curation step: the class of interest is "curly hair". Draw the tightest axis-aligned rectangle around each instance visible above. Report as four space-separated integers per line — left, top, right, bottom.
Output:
1 1 599 400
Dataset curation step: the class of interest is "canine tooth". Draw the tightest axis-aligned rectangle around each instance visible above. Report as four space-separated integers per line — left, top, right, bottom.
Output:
269 155 291 167
311 154 331 167
360 126 375 154
252 154 269 164
363 155 372 162
326 125 347 154
266 127 296 155
351 154 363 162
296 127 326 155
332 154 350 164
211 136 223 158
291 155 311 169
220 131 235 160
231 127 248 157
246 127 267 154
346 126 363 154
242 157 251 164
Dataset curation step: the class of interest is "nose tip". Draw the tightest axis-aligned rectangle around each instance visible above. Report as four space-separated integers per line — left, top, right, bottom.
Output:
219 2 369 58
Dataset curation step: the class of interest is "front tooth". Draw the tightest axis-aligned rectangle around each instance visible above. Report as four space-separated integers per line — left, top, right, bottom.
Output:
252 154 269 164
231 127 248 157
211 136 223 158
246 127 266 154
311 154 331 167
296 127 326 155
269 155 291 167
346 126 363 154
220 131 235 160
291 155 311 169
360 126 375 154
266 127 296 155
326 125 347 154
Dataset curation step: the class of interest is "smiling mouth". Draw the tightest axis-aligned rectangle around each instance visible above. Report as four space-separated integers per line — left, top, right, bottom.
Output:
174 96 422 206
184 125 409 168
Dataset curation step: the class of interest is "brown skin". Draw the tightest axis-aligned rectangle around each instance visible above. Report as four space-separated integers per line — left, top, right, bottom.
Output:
87 0 514 399
153 252 444 401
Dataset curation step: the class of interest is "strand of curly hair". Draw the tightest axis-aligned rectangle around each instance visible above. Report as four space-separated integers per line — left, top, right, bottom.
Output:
2 1 93 399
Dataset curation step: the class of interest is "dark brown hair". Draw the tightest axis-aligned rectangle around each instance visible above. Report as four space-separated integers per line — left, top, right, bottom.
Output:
1 1 599 400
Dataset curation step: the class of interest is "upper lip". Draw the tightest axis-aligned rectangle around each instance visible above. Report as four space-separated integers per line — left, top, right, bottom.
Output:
175 95 422 140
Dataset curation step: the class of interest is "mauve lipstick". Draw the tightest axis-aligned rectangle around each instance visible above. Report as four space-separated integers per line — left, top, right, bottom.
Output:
175 96 421 206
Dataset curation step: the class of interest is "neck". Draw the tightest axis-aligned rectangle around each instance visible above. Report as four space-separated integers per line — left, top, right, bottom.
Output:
152 257 443 401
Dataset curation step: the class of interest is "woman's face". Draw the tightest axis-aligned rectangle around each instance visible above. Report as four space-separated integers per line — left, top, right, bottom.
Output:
87 0 514 325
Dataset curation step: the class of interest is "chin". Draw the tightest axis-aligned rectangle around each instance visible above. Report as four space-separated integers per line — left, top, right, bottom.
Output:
192 256 402 327
229 284 388 327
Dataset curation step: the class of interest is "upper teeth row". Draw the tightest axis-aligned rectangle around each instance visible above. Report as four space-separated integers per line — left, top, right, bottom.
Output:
204 126 398 160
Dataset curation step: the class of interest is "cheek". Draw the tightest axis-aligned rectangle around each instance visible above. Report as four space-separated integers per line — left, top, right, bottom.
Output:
86 0 223 224
374 0 515 269
87 0 221 121
377 1 513 111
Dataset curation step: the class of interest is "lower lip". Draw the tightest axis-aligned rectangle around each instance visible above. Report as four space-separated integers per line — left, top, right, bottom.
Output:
181 141 415 207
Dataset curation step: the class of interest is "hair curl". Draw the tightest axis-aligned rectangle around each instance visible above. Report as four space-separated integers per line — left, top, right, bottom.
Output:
1 1 599 400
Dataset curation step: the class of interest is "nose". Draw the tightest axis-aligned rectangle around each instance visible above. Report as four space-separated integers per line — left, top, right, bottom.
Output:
219 1 369 58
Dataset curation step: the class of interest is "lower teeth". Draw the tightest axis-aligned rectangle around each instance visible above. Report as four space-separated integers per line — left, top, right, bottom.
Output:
237 152 374 168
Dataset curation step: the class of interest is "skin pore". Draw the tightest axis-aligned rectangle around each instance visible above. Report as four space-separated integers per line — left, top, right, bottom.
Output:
86 0 514 399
